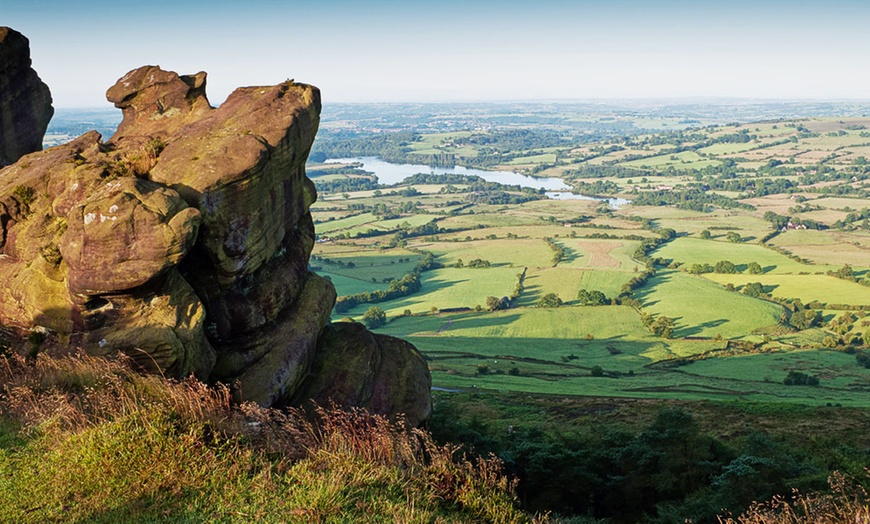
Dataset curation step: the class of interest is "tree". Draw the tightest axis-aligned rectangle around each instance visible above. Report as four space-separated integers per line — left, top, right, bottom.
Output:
714 260 737 274
742 282 765 298
486 296 502 311
789 309 820 330
726 231 741 243
746 262 763 274
577 289 607 306
700 229 712 240
833 264 854 281
362 306 387 328
536 293 563 308
649 316 675 338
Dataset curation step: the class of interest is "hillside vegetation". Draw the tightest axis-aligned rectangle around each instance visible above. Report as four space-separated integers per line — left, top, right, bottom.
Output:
0 353 533 523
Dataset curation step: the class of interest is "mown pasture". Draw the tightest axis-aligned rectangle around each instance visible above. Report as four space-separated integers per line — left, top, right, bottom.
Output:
704 273 870 306
653 237 831 273
769 229 870 267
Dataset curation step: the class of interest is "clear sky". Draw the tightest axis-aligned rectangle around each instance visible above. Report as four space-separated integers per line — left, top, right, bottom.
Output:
3 0 869 107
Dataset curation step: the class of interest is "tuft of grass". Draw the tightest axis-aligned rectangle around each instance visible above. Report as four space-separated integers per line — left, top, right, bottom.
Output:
0 352 539 523
11 185 36 216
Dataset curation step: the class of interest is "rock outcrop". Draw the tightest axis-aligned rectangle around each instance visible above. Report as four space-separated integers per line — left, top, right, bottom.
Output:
0 64 431 426
0 27 53 167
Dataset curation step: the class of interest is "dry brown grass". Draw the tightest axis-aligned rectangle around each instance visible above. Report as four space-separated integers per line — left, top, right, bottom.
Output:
0 351 238 436
719 471 870 524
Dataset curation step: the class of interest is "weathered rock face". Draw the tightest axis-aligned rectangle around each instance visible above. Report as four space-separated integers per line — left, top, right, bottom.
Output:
0 64 431 425
0 27 53 167
293 323 432 428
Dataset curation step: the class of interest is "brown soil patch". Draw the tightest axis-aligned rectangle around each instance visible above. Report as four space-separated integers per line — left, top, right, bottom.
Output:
575 241 622 268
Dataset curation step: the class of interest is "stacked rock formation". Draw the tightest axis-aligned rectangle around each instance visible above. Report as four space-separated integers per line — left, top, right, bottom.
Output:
0 27 54 166
0 64 431 426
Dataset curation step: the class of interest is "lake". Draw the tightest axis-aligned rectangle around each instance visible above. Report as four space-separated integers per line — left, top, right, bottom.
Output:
324 157 630 207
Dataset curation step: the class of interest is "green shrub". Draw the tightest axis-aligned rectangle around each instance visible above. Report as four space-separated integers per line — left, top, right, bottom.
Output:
362 306 387 328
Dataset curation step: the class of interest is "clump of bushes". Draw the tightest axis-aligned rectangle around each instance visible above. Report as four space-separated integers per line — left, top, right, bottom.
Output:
536 293 563 308
783 370 819 386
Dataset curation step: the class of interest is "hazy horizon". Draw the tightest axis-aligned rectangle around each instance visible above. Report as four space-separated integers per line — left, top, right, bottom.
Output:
5 0 870 107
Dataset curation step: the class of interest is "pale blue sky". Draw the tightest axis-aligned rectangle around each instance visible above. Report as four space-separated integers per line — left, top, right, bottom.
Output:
3 0 869 107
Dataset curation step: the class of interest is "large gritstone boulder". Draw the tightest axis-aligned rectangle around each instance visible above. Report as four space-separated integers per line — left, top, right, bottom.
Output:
0 27 53 167
0 62 431 425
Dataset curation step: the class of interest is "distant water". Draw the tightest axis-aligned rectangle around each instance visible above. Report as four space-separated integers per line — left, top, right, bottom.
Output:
325 156 630 207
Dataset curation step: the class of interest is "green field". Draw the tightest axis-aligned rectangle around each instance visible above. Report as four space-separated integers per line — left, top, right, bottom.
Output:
320 273 384 296
653 237 827 274
636 270 784 339
338 267 520 319
315 213 378 234
415 238 553 268
312 246 423 296
374 307 870 406
704 273 870 306
519 268 634 306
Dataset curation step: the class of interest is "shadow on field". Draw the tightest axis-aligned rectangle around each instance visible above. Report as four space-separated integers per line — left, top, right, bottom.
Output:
518 279 543 305
631 273 669 307
678 318 727 338
558 243 580 265
387 312 525 336
418 336 663 376
437 313 523 332
761 283 779 294
631 272 672 301
370 275 468 313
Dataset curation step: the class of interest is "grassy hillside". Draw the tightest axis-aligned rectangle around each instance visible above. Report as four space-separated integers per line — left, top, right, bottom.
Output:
0 353 535 524
637 270 784 340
